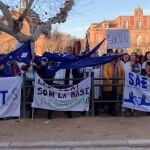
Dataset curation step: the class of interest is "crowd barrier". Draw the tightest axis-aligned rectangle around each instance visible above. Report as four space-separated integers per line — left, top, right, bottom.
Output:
91 74 124 116
21 72 124 118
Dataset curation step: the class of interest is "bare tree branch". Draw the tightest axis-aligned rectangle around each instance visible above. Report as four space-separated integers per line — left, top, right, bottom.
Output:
18 0 34 22
32 0 74 41
47 0 74 25
0 1 14 28
0 22 13 34
0 22 31 42
0 0 74 43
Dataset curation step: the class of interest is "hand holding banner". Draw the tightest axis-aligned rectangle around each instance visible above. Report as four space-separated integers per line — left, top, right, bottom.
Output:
123 71 150 112
32 74 91 111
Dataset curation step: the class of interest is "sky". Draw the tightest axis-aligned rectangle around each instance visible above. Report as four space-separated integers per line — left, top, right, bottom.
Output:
58 0 150 38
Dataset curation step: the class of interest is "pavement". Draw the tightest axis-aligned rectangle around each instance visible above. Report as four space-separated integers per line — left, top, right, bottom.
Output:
2 140 150 149
1 116 150 149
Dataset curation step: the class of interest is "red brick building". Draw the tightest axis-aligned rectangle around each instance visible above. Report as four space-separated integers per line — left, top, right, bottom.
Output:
87 7 150 54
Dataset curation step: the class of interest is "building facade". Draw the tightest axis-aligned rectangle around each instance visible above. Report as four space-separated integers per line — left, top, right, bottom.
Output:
87 7 150 54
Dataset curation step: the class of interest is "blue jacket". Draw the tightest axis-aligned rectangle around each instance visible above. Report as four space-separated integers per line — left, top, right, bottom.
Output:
3 64 12 77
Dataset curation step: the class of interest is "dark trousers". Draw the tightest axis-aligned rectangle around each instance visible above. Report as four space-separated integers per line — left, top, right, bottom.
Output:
64 69 84 118
102 91 117 115
25 81 34 118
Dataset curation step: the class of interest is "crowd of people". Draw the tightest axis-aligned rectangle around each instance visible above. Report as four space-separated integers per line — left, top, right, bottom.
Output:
0 40 150 118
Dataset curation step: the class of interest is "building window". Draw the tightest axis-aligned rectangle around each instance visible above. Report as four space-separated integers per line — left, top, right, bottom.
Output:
96 34 100 42
103 23 108 28
123 21 128 28
136 35 142 46
136 20 141 28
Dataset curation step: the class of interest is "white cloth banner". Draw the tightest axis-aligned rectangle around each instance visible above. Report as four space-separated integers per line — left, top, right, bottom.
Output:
0 77 21 118
123 71 150 112
106 29 130 49
32 74 91 111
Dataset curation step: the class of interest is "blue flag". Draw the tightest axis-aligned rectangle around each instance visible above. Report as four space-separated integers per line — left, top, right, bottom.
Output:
42 52 76 63
72 38 106 62
44 54 125 76
34 55 42 65
42 38 106 63
59 54 125 69
0 42 32 64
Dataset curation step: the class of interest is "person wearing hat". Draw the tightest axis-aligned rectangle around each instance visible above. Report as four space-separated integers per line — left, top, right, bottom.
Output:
35 57 55 82
34 56 56 119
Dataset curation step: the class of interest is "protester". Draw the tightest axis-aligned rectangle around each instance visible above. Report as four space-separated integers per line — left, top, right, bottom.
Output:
120 53 130 70
35 57 49 79
63 46 73 86
139 53 144 65
64 40 86 118
3 61 12 77
33 57 56 119
123 52 142 116
21 60 36 118
102 51 124 116
53 48 71 85
65 41 83 85
3 40 150 119
141 51 150 76
11 60 21 76
141 51 150 104
124 52 141 74
72 40 83 84
0 64 4 77
93 65 103 115
144 62 150 77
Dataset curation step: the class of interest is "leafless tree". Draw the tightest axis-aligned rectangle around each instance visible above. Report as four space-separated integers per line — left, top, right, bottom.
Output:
0 0 74 43
41 28 76 53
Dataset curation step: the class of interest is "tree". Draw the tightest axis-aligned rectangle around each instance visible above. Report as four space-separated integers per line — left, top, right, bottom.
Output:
38 31 76 54
0 0 74 43
48 28 76 53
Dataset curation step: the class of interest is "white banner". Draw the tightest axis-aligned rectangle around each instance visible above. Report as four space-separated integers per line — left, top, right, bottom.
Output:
123 71 150 112
0 77 21 118
32 74 91 111
106 29 130 49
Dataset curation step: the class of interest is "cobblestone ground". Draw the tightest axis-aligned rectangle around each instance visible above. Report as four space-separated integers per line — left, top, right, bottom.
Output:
0 116 150 142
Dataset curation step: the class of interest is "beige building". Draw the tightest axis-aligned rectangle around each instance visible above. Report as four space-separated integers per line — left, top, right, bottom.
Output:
87 7 150 54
